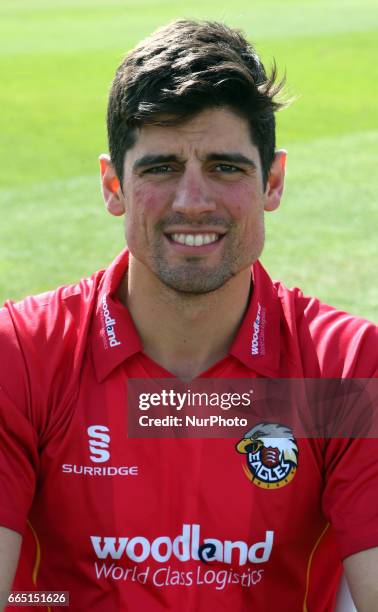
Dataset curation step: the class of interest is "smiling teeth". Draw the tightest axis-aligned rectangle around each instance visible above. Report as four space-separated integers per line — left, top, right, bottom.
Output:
171 233 219 246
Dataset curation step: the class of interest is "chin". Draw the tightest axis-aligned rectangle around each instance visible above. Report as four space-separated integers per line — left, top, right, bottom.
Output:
155 266 238 295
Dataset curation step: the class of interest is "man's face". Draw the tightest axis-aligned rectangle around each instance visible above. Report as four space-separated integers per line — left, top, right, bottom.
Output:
107 107 284 294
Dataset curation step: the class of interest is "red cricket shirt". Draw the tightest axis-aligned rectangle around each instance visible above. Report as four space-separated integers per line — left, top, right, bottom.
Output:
0 250 377 611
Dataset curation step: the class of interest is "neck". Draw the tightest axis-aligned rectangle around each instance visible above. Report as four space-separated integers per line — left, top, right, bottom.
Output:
120 256 252 379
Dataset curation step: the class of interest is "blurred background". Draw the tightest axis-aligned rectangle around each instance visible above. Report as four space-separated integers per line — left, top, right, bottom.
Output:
0 0 377 320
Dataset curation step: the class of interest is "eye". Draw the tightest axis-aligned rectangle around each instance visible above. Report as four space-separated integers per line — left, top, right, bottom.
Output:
214 164 242 174
143 165 175 175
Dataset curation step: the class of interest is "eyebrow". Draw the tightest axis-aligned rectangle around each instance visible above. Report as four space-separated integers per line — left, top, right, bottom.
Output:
132 154 182 171
205 153 257 168
132 152 257 171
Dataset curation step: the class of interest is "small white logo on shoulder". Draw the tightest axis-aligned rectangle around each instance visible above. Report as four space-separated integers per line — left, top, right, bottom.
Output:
101 295 121 348
251 302 266 356
88 425 111 463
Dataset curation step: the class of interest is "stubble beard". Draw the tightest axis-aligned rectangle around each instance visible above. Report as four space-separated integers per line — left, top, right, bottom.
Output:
150 233 257 295
153 256 237 294
139 214 266 295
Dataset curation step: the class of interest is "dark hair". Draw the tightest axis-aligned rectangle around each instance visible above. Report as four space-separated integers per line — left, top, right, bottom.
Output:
107 20 285 187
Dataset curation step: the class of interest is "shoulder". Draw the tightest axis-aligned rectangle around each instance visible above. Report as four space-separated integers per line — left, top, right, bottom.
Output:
0 270 105 404
273 280 377 377
1 271 103 347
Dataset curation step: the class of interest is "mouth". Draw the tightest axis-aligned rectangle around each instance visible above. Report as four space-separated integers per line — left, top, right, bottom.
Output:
168 232 222 247
163 228 227 253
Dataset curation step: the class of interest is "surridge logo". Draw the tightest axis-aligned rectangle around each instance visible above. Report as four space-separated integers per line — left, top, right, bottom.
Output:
237 423 298 489
251 303 266 356
61 424 139 477
90 524 274 567
88 425 110 463
101 295 121 348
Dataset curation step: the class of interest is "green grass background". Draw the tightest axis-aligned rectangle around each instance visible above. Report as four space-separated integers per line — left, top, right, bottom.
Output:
0 0 377 320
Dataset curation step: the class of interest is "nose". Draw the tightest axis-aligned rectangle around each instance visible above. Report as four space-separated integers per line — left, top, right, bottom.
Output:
171 167 216 217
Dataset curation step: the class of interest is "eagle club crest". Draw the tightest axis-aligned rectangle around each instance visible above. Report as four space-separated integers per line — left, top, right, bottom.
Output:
236 423 298 489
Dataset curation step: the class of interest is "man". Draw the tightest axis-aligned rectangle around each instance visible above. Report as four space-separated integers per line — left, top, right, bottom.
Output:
0 20 377 611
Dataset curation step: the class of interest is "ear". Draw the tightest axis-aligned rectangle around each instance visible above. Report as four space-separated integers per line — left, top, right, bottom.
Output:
264 150 286 212
99 154 125 216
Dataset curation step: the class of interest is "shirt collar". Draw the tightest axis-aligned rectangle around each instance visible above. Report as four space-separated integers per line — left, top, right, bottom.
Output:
229 260 281 376
92 251 281 382
92 250 142 382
